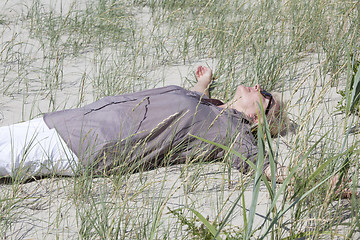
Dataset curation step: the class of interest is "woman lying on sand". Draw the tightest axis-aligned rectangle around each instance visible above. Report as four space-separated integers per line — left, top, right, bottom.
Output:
0 66 287 181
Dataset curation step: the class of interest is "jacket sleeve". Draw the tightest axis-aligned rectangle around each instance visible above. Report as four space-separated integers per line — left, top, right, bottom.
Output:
218 128 269 174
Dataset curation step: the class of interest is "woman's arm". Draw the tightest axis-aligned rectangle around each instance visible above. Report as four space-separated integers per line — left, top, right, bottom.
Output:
191 66 213 97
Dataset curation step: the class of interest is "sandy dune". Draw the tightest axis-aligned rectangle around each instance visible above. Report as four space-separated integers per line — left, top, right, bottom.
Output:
0 0 358 239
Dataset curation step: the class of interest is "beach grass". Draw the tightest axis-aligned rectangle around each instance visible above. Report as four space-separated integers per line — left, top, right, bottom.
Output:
0 0 360 239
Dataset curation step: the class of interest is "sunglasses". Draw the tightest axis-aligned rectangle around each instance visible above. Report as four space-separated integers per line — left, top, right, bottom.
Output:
260 90 273 115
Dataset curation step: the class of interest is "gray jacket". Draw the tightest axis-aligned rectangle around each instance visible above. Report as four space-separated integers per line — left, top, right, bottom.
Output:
43 85 263 175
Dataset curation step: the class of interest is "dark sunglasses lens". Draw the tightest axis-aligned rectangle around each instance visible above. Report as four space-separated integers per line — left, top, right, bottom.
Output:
260 90 273 115
260 90 272 99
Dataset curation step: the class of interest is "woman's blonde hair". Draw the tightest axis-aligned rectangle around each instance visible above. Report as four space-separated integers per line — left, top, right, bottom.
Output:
251 92 289 138
265 92 289 137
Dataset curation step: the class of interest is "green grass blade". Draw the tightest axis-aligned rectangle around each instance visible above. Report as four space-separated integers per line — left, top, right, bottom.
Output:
190 134 274 196
350 63 360 111
214 176 253 239
260 170 339 240
186 208 223 240
245 122 266 239
268 131 329 213
256 131 330 238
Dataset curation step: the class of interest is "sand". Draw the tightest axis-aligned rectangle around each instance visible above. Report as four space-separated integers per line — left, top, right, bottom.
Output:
0 0 358 239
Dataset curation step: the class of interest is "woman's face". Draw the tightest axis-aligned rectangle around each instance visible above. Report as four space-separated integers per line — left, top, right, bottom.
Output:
231 84 271 119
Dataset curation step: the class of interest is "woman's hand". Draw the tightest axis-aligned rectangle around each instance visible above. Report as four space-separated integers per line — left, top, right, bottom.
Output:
196 66 212 86
191 65 213 97
329 174 358 199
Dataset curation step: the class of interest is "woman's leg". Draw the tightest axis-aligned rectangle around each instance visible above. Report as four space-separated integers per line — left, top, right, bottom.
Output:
0 118 78 180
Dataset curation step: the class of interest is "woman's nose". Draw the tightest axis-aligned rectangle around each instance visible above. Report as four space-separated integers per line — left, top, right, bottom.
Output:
254 84 262 91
